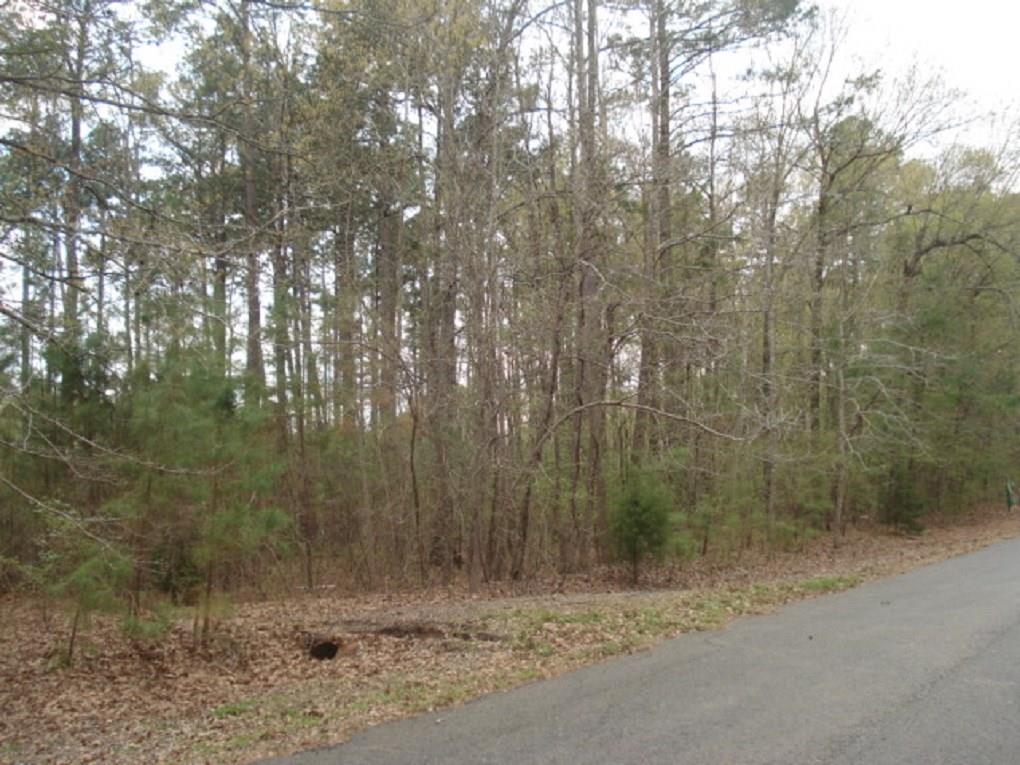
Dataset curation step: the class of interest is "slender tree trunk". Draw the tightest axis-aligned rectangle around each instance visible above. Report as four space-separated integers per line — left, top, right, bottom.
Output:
213 142 229 378
426 72 460 581
809 169 831 436
240 0 264 402
335 204 358 426
62 14 86 347
272 199 291 441
376 201 401 426
761 172 783 523
633 3 666 459
20 259 31 390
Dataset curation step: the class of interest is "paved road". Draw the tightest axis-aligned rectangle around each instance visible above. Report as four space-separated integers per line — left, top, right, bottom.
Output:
261 538 1020 765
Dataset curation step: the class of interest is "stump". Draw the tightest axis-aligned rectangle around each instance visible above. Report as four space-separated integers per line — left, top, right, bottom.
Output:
309 640 339 660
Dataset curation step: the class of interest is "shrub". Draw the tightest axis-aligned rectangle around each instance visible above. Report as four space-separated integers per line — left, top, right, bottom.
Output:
609 472 672 584
883 463 925 534
50 542 132 665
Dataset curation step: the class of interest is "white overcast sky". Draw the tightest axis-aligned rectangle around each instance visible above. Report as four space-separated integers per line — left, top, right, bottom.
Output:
134 0 1017 155
820 0 1018 116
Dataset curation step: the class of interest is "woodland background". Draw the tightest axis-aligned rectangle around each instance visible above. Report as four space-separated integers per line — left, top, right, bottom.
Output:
2 0 1019 627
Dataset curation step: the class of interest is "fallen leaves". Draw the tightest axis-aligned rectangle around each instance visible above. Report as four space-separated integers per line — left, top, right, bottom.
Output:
1 507 1017 764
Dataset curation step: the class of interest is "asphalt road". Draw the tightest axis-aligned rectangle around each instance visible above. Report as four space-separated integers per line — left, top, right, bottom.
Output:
260 538 1020 765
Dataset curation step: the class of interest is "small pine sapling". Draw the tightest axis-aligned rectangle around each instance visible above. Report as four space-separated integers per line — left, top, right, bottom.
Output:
609 471 673 584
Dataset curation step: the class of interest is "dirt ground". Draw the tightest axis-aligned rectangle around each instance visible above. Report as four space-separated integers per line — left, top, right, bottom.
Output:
3 508 1018 765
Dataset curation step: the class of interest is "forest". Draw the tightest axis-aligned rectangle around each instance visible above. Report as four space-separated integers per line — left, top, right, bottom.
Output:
2 0 1019 623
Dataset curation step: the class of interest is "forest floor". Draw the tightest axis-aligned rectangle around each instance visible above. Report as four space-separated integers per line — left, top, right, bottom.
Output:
3 508 1019 765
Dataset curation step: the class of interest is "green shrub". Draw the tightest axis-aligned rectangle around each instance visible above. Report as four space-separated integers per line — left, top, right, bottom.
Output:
668 524 700 561
50 542 132 665
609 472 672 583
121 602 177 642
769 519 819 552
882 463 925 534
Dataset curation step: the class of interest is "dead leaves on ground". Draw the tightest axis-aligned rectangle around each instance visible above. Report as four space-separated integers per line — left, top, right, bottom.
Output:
2 508 1017 765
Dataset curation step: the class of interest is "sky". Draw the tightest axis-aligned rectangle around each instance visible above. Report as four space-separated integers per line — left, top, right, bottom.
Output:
131 0 1018 160
821 0 1018 118
138 1 1018 117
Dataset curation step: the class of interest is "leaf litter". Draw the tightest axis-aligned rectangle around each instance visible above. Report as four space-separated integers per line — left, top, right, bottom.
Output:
2 507 1018 764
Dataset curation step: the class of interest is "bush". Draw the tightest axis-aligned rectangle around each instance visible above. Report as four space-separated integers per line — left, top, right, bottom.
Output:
609 472 672 583
668 519 700 562
50 542 132 665
883 463 925 534
121 602 176 642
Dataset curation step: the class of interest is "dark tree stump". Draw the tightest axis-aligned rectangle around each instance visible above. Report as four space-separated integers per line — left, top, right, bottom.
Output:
309 640 339 660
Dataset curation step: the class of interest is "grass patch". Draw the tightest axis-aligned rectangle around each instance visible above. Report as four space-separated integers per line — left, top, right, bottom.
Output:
510 666 546 684
529 639 556 657
550 610 604 625
345 679 482 718
281 707 323 729
799 575 862 593
212 698 259 719
500 573 871 668
225 734 258 750
512 608 604 628
596 641 626 658
626 607 683 636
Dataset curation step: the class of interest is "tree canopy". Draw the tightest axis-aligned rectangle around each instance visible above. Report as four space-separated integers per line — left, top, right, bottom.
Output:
1 0 1019 614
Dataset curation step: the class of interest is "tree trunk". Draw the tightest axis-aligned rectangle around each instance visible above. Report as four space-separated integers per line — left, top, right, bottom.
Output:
240 0 264 403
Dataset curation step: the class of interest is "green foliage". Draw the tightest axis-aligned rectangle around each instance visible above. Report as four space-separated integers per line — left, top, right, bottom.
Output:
780 454 834 530
609 471 673 582
212 698 260 719
768 518 819 552
150 529 203 603
116 355 289 590
52 544 131 613
668 522 701 561
121 602 177 642
39 533 133 664
2 0 1020 613
882 463 925 534
9 351 292 646
688 499 721 556
800 575 861 593
687 496 755 557
194 504 291 572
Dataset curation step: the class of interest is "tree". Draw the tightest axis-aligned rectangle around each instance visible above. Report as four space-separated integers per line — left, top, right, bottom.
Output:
1 0 1018 608
609 470 672 583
